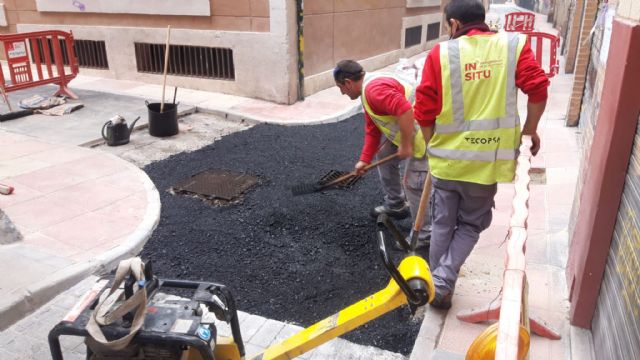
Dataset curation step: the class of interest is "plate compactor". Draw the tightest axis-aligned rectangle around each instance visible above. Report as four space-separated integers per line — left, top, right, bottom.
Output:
48 221 434 360
49 174 435 360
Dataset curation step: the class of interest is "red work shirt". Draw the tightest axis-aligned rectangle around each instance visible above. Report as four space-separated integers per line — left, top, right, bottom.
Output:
359 77 412 164
414 29 550 127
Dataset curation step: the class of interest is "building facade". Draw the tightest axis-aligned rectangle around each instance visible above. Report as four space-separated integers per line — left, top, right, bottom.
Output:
557 0 640 358
0 0 448 104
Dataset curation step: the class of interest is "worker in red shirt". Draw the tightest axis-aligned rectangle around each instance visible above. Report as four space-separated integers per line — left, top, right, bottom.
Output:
414 0 549 309
333 60 431 247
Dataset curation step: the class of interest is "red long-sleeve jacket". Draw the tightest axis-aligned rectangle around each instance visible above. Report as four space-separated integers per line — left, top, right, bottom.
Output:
414 28 550 127
359 77 412 164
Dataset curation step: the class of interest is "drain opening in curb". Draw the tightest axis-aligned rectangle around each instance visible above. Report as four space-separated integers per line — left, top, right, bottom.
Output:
530 167 547 185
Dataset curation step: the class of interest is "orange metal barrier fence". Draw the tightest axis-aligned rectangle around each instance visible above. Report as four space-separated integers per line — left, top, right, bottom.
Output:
527 32 560 79
504 12 536 33
459 136 560 360
0 30 79 106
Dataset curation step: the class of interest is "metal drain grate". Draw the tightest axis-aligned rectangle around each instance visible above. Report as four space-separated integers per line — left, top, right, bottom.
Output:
173 169 259 203
134 43 235 80
318 170 361 189
529 167 546 185
30 38 109 69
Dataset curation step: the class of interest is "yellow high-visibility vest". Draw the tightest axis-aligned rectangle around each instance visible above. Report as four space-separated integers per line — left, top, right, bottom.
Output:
361 73 426 158
428 32 527 184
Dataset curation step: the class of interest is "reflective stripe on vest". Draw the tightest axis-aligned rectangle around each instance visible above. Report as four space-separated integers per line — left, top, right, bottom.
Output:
428 32 526 184
428 148 517 162
437 33 521 133
361 73 426 158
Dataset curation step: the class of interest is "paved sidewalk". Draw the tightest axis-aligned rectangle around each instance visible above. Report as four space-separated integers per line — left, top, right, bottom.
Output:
0 131 160 330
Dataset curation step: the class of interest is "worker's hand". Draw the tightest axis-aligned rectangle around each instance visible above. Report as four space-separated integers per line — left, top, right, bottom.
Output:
397 143 412 159
521 130 541 156
354 161 369 175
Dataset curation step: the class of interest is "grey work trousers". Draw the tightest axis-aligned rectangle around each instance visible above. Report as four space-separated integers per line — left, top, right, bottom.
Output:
429 176 497 296
375 140 431 241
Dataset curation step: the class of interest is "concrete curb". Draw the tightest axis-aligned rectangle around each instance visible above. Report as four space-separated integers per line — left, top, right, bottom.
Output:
70 81 362 129
0 152 161 331
0 261 94 330
410 307 447 360
195 103 363 127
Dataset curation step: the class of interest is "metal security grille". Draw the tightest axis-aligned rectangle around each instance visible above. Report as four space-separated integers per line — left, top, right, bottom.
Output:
73 40 109 69
30 39 108 69
592 117 640 360
529 167 546 185
134 43 235 80
404 25 422 48
427 22 441 41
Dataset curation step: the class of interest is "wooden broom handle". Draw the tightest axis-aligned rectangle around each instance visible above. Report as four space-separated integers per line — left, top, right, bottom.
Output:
160 25 171 113
324 153 399 188
412 171 432 234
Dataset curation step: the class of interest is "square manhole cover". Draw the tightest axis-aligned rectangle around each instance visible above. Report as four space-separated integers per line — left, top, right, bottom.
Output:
530 167 546 185
172 169 260 205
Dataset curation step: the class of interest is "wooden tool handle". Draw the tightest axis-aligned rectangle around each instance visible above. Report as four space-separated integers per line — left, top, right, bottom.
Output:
412 172 432 234
324 153 399 188
160 25 171 113
363 153 398 171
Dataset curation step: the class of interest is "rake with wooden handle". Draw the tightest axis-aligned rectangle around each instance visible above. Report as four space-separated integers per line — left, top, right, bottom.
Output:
291 153 398 196
408 170 432 250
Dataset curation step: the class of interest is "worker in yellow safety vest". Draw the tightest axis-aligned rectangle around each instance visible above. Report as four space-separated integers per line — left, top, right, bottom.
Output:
334 60 431 247
414 0 550 309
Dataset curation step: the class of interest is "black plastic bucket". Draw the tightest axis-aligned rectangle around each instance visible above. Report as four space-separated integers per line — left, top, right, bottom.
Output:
146 101 179 137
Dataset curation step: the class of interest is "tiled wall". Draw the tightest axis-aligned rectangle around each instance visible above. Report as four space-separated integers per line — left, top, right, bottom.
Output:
564 0 584 74
0 0 271 33
617 0 640 21
566 0 599 126
569 1 610 237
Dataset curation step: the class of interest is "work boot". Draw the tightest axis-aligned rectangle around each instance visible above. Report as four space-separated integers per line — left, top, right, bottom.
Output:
370 202 410 219
430 291 453 310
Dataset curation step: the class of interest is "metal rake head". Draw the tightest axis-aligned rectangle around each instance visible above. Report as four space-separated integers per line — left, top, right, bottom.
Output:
290 182 324 196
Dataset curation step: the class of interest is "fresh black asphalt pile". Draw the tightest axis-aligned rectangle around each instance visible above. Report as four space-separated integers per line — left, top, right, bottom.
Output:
141 114 428 355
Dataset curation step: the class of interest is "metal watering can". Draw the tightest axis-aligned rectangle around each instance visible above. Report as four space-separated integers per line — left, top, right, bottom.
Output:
102 115 140 146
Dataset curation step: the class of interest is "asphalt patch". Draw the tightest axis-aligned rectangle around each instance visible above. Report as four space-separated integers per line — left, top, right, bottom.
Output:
141 114 428 355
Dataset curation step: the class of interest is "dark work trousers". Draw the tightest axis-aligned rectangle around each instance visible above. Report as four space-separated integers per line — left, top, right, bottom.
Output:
429 176 497 296
376 139 431 241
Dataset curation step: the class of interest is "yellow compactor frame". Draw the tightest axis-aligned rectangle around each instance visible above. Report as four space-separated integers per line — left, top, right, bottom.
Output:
206 253 434 360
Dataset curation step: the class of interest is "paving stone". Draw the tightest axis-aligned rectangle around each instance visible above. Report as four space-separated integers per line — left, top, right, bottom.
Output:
239 313 268 343
249 318 285 348
215 318 232 337
2 336 38 356
548 230 569 269
308 338 345 360
0 348 14 359
243 342 267 358
51 292 83 311
431 348 465 360
64 350 89 360
60 334 87 352
271 322 304 344
0 329 19 347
